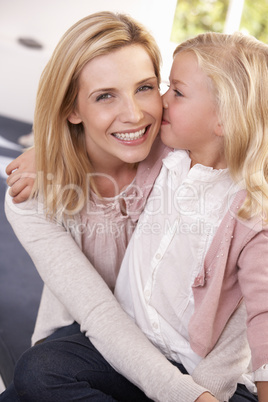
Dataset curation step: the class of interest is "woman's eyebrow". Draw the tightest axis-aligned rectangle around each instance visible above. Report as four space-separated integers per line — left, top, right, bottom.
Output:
136 76 158 85
88 87 115 97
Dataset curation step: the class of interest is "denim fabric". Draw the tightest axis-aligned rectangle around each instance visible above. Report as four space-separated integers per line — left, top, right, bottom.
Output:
0 323 152 402
230 385 258 402
0 323 258 401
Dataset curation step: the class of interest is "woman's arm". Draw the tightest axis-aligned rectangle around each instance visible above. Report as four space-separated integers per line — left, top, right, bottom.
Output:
6 189 250 401
5 191 210 402
6 147 35 203
256 382 268 402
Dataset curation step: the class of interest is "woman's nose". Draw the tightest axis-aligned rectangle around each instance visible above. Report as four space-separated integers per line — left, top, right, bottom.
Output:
120 98 144 123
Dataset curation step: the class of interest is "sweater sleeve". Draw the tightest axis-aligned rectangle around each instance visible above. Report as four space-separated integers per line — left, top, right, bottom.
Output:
5 191 209 402
192 302 251 401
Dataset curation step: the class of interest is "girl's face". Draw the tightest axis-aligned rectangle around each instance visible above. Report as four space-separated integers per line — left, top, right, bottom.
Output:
68 44 162 169
161 51 224 168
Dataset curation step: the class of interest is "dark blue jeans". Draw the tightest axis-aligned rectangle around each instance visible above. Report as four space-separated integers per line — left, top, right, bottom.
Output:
0 323 258 401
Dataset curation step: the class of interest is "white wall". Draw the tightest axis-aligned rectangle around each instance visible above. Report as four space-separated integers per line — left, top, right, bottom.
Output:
0 0 177 123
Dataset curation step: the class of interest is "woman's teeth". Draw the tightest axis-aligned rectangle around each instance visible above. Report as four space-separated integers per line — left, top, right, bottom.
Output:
113 128 146 141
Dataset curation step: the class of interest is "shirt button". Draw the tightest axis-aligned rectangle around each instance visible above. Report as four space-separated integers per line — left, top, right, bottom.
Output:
155 253 161 260
152 322 159 330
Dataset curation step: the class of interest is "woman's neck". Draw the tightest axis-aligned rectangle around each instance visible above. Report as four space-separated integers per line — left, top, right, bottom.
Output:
92 162 137 198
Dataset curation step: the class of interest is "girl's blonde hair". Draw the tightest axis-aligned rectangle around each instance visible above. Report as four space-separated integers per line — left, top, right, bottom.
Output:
33 11 161 218
174 32 268 221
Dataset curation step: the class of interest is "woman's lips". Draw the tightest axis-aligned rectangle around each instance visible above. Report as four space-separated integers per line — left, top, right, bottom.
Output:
111 125 151 145
112 127 146 141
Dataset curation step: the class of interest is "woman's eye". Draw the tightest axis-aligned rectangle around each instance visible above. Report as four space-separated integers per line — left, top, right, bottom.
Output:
96 93 112 102
137 85 153 93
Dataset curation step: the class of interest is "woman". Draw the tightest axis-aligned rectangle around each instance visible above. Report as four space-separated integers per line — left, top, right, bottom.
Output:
2 12 248 402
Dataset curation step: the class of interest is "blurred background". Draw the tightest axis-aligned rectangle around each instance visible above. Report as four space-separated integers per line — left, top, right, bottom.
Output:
0 0 177 124
1 0 267 124
172 0 268 44
0 0 267 393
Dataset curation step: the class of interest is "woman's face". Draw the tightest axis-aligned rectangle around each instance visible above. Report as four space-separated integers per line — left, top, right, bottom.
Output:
69 44 162 169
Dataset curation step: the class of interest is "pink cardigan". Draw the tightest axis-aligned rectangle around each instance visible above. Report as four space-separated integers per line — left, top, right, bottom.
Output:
189 190 268 371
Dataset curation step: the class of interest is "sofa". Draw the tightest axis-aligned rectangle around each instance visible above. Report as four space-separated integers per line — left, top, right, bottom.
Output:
0 115 43 388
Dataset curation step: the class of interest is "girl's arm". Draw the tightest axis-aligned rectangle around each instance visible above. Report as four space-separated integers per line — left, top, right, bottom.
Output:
6 147 36 203
237 228 268 401
193 302 251 401
5 191 210 402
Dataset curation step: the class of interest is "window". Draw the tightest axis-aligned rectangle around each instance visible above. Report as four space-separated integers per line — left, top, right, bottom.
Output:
171 0 268 43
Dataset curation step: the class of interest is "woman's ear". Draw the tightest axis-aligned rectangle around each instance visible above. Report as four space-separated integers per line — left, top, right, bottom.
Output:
68 110 82 124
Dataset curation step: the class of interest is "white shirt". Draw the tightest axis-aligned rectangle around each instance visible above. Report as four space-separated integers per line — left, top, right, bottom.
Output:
115 150 235 374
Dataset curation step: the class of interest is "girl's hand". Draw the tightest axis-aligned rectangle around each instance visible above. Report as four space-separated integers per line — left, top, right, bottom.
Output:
195 392 219 402
6 147 36 203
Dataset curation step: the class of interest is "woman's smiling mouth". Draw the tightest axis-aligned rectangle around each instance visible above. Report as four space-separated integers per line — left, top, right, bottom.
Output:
112 127 147 141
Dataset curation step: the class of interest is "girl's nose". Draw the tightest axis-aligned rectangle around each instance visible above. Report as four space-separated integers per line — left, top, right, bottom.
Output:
162 93 168 109
163 100 168 109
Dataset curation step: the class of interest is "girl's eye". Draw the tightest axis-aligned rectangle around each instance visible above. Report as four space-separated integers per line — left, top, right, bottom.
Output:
137 85 154 93
173 89 183 97
96 93 112 102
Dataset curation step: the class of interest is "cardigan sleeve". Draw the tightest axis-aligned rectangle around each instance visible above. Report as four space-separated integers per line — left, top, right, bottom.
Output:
5 191 209 402
237 227 268 372
192 302 252 401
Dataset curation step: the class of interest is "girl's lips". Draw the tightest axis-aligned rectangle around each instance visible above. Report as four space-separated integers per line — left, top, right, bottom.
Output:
161 119 169 125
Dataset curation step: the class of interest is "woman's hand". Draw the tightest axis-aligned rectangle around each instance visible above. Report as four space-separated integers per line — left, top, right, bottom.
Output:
6 147 36 203
257 381 268 402
195 392 219 402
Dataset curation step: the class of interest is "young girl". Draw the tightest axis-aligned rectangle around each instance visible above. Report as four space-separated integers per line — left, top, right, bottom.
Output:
2 15 253 402
115 31 268 401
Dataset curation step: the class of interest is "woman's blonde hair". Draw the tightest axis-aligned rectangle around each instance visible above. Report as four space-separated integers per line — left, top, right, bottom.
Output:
33 11 161 218
174 32 268 221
